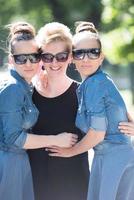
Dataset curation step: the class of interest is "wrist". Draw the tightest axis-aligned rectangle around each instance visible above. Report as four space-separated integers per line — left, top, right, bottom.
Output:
45 135 56 147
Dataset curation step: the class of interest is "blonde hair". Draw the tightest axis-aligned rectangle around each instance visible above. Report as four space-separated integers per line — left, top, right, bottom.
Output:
73 21 101 49
6 21 36 54
36 22 72 52
75 21 98 34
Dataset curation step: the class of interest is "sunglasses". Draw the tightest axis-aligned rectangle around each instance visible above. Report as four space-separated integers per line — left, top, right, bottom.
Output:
72 48 101 60
41 52 69 63
12 53 41 65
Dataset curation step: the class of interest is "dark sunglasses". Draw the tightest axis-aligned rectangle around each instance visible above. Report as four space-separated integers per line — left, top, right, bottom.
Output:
12 53 41 65
72 48 101 60
41 52 69 63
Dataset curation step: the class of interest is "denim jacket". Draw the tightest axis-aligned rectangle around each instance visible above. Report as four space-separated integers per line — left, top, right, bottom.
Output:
0 69 39 150
76 68 131 147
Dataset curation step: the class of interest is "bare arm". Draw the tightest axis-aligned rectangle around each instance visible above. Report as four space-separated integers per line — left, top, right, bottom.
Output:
23 132 78 149
48 129 105 157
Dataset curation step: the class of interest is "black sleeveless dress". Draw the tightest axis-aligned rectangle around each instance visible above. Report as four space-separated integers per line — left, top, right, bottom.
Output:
28 82 89 200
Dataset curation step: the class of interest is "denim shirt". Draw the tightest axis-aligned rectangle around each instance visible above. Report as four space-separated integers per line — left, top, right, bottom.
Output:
0 69 39 150
76 68 131 148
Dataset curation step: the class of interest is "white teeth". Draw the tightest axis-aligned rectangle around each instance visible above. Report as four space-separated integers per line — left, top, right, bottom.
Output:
50 66 61 71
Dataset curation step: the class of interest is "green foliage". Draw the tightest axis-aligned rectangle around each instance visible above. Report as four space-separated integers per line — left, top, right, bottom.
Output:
102 0 134 65
0 0 133 67
0 0 20 24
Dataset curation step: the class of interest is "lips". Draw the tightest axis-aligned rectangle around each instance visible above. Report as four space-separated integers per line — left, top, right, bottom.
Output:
50 66 62 71
81 65 92 68
24 70 34 72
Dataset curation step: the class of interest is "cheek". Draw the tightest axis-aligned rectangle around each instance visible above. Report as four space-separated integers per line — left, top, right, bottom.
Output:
98 59 103 66
34 64 40 72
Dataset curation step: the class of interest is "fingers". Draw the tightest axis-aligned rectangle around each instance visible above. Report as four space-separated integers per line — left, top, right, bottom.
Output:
65 133 78 147
71 138 78 144
72 134 78 139
47 148 65 157
119 122 134 127
49 153 62 157
68 133 78 141
46 147 60 153
120 129 134 135
119 125 134 135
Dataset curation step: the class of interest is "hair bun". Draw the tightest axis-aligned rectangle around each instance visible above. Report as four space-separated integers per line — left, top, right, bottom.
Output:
7 21 35 38
75 21 98 34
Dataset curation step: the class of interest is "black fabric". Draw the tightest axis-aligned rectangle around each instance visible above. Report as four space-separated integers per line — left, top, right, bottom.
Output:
28 82 89 200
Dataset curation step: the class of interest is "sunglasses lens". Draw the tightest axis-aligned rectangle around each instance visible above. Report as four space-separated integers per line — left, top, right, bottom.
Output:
73 50 84 60
13 55 27 64
13 53 41 65
41 53 53 63
73 48 100 60
88 48 100 59
41 52 69 63
56 52 69 62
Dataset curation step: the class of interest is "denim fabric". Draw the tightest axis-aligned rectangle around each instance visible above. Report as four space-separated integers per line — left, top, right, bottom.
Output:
76 68 131 147
0 69 39 200
75 68 134 200
0 69 39 150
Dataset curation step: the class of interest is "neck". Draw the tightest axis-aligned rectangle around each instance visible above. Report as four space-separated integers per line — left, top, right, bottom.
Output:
36 73 73 98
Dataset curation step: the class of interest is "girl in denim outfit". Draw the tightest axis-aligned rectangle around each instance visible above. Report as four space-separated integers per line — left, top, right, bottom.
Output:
49 22 134 200
0 22 77 200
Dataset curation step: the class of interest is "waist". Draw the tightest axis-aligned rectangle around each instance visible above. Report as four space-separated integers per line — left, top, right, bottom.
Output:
0 145 26 154
94 141 133 154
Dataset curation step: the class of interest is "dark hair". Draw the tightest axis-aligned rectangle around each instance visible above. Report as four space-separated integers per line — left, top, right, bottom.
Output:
74 21 102 49
6 21 36 54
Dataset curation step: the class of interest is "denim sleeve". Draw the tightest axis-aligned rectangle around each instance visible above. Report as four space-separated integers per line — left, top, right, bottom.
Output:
85 80 108 132
0 84 27 148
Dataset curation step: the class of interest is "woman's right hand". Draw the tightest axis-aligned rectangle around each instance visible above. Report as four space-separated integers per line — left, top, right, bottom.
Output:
118 113 134 136
55 132 78 148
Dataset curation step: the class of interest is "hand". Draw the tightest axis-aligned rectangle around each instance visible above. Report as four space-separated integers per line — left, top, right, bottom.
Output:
55 132 78 148
46 146 74 157
119 113 134 136
119 122 134 136
36 68 48 89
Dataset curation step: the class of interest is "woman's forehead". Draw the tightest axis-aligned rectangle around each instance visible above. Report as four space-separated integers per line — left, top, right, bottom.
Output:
13 40 39 54
42 40 69 52
74 36 99 49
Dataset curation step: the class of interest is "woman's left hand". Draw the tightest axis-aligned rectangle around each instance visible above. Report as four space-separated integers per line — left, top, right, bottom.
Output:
46 146 74 157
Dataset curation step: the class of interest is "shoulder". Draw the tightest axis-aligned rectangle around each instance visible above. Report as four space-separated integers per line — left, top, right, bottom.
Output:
0 77 24 96
0 77 25 109
85 71 115 89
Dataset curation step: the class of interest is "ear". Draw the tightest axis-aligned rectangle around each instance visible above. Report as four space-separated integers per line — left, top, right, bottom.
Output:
8 54 14 65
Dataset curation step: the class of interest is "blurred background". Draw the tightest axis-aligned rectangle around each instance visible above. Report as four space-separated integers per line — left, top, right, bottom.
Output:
0 0 134 113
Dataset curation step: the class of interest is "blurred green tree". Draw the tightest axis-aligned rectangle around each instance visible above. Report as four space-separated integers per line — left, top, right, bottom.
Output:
102 0 134 102
0 0 103 67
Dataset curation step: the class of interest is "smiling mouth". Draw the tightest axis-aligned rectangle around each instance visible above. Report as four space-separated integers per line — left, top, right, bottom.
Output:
24 69 34 72
50 66 61 71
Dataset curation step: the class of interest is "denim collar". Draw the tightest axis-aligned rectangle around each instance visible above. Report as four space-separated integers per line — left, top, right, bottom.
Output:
10 69 34 95
82 66 102 83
